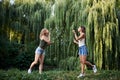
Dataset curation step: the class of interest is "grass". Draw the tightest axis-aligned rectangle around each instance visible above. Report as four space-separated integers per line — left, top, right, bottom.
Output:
0 69 120 80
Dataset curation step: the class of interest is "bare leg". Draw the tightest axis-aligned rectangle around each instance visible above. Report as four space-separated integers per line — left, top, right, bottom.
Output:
82 55 94 67
80 55 94 73
84 56 97 73
78 54 96 78
79 55 84 74
39 54 45 74
29 53 39 70
80 55 86 74
85 61 94 67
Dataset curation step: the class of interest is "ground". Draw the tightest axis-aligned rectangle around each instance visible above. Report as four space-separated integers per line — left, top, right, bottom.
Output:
0 69 120 80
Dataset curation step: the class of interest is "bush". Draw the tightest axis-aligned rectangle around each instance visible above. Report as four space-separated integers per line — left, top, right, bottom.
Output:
59 57 80 70
0 39 23 69
0 38 38 70
14 42 36 69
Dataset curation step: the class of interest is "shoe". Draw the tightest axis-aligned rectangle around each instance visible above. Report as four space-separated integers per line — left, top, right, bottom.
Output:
77 73 85 78
93 65 97 73
28 69 31 74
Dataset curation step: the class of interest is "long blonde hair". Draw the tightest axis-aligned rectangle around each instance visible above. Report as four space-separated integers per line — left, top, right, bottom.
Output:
40 28 48 38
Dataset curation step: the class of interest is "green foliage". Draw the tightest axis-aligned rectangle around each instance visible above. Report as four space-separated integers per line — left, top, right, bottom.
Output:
14 41 37 69
59 57 79 70
0 0 120 70
0 69 120 80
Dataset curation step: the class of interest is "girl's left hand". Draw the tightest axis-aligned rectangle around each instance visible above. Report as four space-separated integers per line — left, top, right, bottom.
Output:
72 30 76 34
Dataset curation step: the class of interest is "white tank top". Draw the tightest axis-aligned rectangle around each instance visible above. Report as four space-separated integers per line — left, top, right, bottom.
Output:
78 38 85 47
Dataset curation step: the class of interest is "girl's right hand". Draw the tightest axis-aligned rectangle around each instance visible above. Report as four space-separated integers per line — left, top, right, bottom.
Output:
47 42 51 45
73 39 77 43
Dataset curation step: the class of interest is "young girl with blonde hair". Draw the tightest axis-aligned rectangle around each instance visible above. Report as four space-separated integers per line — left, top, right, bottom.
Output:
28 28 51 74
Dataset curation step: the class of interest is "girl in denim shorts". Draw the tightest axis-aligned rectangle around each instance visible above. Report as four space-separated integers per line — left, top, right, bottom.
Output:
28 28 52 74
73 26 97 78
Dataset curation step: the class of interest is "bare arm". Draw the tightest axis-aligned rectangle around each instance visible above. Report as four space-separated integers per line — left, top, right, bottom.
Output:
42 36 52 45
72 30 84 40
76 33 84 40
73 39 78 44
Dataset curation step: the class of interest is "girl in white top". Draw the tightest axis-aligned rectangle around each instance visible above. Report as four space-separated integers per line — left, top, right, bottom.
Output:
73 26 97 78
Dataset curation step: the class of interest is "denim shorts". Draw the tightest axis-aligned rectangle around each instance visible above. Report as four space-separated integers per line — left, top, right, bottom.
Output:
35 47 45 55
78 45 88 55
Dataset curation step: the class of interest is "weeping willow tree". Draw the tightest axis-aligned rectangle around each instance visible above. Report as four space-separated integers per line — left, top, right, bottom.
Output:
86 0 119 70
0 0 53 69
0 0 120 70
1 0 49 43
44 0 120 70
